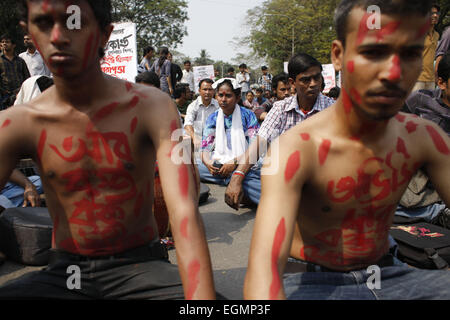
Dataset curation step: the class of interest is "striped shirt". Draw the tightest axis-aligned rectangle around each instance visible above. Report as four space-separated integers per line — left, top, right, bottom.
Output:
258 93 334 143
0 54 30 96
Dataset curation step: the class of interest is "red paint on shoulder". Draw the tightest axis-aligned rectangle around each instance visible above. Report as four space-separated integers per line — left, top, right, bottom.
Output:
92 102 119 124
130 117 138 134
186 260 201 300
395 114 406 123
37 129 47 160
375 21 401 42
284 151 300 183
270 218 286 300
426 125 450 155
180 217 189 239
318 139 331 166
1 119 11 128
127 96 140 109
125 82 133 91
405 121 418 134
300 133 310 141
179 163 189 198
396 137 411 159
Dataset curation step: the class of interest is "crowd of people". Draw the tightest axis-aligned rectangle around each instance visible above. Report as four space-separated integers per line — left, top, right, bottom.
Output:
0 0 449 301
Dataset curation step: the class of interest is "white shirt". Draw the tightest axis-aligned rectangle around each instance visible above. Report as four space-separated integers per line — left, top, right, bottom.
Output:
14 75 46 105
19 50 51 77
236 72 250 92
184 96 219 138
181 69 195 92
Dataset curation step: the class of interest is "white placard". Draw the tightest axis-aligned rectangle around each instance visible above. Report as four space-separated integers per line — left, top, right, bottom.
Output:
321 64 336 94
284 61 289 74
101 22 138 82
193 65 215 93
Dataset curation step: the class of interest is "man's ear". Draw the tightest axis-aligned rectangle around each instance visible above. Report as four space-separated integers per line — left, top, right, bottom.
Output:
437 77 447 91
331 40 344 72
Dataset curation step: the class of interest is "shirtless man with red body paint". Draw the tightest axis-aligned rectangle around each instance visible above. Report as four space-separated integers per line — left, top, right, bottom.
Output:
0 0 215 300
244 0 450 300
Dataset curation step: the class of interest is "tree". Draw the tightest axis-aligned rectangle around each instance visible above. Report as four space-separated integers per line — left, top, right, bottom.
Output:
111 0 189 54
194 49 214 66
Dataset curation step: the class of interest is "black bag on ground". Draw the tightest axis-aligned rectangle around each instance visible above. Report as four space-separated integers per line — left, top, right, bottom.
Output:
0 207 53 266
390 219 450 269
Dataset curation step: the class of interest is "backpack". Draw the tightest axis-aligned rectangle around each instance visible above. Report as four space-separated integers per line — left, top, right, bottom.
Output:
390 217 450 269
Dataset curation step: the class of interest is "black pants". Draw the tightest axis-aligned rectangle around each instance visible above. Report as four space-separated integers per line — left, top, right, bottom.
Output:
0 242 185 300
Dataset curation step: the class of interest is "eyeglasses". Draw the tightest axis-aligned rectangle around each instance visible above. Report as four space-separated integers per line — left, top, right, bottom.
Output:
298 73 322 85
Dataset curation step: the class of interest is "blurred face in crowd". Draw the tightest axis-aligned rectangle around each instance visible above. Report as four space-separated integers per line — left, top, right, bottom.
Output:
274 81 291 101
199 81 214 105
431 7 440 26
1 38 15 53
184 62 191 71
246 91 254 103
24 34 35 50
290 66 322 101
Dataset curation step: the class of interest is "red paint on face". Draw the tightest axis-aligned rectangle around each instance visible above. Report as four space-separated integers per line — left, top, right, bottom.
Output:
375 21 401 43
179 164 189 198
130 117 138 134
347 61 355 73
356 13 372 45
395 114 406 123
350 88 362 105
270 218 286 300
82 33 94 69
285 151 300 183
186 260 201 300
318 139 331 166
388 56 401 81
300 133 310 141
37 129 47 160
341 88 353 114
405 121 418 134
180 217 189 239
396 137 411 159
1 119 11 128
42 0 50 12
426 125 450 155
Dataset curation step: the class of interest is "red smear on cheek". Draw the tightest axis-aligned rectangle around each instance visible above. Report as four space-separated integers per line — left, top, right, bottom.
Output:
318 139 331 166
426 125 450 155
180 217 189 239
341 88 353 114
1 119 11 128
130 117 138 134
186 260 201 300
388 56 401 81
396 137 411 159
284 151 300 183
350 88 362 105
375 21 401 42
356 13 372 45
179 164 189 198
82 33 94 69
405 121 418 134
270 218 286 300
37 129 47 160
347 61 354 73
300 133 310 141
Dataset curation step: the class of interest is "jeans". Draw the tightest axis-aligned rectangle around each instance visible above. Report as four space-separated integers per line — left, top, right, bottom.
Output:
198 162 261 205
395 204 445 223
0 175 43 208
283 255 450 300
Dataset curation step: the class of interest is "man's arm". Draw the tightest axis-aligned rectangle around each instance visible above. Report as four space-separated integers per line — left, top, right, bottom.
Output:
8 168 40 207
145 93 215 299
244 132 311 300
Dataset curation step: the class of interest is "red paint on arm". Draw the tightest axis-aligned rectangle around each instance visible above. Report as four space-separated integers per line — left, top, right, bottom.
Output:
180 217 189 239
37 129 47 160
318 139 331 166
270 218 286 300
130 117 138 134
284 151 300 183
388 56 401 81
375 21 401 42
186 260 201 300
426 125 450 155
1 119 11 128
179 163 189 198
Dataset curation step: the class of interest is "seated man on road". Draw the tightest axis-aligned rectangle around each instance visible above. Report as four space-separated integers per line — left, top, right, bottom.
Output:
225 54 334 210
0 0 215 300
0 168 42 209
257 73 292 122
396 50 450 228
244 0 450 300
198 78 260 205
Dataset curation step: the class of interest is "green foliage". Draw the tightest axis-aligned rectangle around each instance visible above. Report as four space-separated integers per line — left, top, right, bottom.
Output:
111 0 189 53
1 1 26 54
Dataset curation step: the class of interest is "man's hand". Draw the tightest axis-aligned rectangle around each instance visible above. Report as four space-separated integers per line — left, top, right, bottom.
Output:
23 184 40 207
204 160 220 176
218 163 237 178
225 175 244 210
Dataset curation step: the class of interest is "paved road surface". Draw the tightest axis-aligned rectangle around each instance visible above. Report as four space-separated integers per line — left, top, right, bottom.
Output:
0 182 257 300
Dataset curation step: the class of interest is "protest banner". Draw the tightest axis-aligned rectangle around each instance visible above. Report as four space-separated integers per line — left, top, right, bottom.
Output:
321 64 336 94
193 65 215 93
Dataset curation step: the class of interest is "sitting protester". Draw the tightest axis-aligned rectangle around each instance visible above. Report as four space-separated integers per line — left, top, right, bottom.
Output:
198 78 261 205
0 168 43 209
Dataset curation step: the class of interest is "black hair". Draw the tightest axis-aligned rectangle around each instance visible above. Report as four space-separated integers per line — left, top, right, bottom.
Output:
135 71 160 89
216 79 241 98
184 60 191 65
198 78 214 88
255 87 263 93
239 64 247 69
327 86 341 99
261 66 268 70
143 46 154 56
158 47 169 68
227 67 235 73
0 34 15 44
288 53 322 80
437 51 450 83
19 0 112 31
173 83 189 99
272 73 289 90
334 0 433 47
432 3 440 12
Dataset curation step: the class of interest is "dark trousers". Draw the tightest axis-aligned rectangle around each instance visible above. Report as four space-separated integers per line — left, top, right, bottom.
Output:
0 242 185 300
